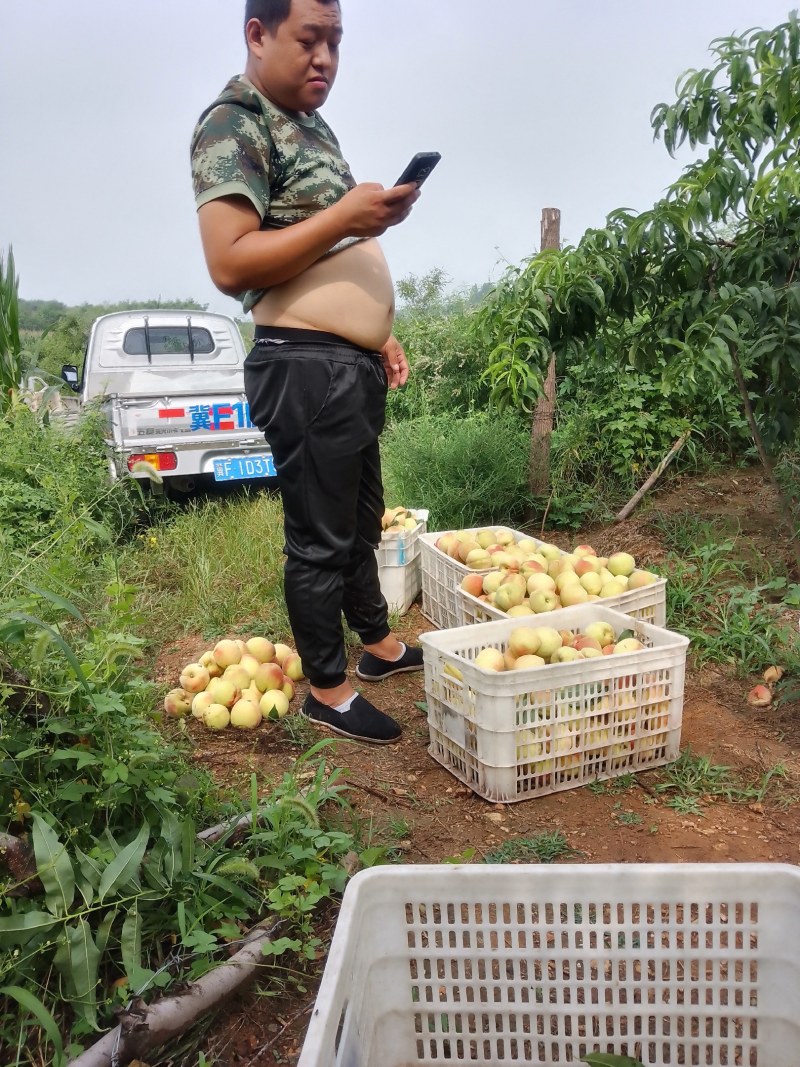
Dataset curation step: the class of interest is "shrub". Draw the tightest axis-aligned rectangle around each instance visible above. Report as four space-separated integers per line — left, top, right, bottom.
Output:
381 409 531 530
0 405 139 556
390 308 491 421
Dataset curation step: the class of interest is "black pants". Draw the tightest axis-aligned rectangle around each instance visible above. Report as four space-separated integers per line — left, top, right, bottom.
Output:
244 327 391 689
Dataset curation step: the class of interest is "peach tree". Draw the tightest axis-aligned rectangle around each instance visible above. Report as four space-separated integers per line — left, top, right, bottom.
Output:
475 14 800 508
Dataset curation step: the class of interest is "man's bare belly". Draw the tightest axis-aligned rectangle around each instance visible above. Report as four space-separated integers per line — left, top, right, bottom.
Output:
252 238 395 351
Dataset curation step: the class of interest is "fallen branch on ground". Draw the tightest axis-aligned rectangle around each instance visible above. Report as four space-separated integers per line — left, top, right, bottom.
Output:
67 921 278 1067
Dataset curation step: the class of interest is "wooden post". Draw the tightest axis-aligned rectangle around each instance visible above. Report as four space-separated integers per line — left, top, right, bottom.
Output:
529 208 560 496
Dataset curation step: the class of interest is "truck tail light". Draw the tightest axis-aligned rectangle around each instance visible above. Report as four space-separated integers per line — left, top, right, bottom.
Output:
127 452 178 473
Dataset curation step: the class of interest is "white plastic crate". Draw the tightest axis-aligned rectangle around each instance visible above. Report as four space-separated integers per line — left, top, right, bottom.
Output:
459 576 668 628
376 509 428 615
420 528 564 630
300 862 800 1067
376 508 429 568
419 604 688 803
379 555 422 615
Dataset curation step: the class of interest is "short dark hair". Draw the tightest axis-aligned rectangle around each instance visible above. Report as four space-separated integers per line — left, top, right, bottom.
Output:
244 0 339 35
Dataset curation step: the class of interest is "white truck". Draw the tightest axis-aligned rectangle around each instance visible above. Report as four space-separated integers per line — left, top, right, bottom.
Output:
61 310 275 494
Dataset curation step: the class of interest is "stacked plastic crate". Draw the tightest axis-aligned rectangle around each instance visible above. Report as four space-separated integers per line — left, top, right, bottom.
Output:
375 509 429 615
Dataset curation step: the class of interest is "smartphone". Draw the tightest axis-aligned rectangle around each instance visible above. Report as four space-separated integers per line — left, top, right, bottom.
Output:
394 152 441 188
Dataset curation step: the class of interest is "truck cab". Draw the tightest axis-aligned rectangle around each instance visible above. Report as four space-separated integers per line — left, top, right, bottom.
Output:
62 309 275 493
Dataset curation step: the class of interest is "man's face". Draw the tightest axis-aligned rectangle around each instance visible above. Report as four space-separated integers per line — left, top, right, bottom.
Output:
246 0 342 113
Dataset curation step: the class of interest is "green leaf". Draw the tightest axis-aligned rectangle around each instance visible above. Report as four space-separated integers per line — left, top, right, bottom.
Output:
5 611 92 695
79 516 113 542
0 985 65 1067
18 580 87 624
158 811 183 881
0 910 61 948
98 822 150 903
74 846 103 891
193 870 260 909
95 907 118 957
31 814 75 917
121 902 153 992
261 936 302 957
64 919 101 1029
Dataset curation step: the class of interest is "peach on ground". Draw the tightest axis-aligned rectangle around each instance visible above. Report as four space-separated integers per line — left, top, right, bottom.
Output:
273 643 294 667
246 636 276 663
213 639 241 669
254 662 284 693
164 689 192 718
179 664 210 695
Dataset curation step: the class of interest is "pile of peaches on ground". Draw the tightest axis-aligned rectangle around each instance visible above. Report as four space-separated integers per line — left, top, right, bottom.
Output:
163 637 304 730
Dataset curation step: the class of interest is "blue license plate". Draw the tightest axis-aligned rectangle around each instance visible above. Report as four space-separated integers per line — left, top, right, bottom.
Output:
213 455 276 481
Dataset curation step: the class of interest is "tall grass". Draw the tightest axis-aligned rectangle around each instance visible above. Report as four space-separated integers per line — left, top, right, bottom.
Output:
381 409 531 530
128 490 290 640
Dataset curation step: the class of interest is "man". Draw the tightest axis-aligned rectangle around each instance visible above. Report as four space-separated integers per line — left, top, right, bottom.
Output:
190 0 425 744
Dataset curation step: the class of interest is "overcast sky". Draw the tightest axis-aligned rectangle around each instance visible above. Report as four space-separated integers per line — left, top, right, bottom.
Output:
0 1 793 316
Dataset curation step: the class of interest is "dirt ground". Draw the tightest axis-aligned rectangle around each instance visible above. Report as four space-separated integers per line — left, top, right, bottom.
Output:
153 464 800 1067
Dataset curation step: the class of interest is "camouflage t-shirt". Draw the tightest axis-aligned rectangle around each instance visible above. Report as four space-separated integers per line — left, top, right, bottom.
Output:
190 76 359 313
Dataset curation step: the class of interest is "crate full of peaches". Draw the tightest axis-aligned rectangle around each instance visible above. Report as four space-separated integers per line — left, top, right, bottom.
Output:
457 537 667 628
418 604 689 803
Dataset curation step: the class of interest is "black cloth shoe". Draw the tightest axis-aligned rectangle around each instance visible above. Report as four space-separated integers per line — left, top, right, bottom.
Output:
355 643 424 682
302 693 402 744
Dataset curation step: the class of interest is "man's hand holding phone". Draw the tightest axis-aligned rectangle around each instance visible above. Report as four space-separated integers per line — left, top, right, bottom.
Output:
335 182 420 238
333 152 440 238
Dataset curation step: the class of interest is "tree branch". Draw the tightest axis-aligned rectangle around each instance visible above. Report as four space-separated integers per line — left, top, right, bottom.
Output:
67 922 279 1067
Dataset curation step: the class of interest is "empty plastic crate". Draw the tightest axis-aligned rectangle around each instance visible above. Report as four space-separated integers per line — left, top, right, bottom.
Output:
299 862 800 1067
419 604 689 803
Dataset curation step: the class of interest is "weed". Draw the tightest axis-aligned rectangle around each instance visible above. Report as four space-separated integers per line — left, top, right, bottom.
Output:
655 748 790 812
613 807 643 827
0 574 363 1058
483 831 576 864
380 409 532 530
656 749 738 801
588 774 636 797
647 521 799 675
667 795 704 816
443 847 477 864
281 713 319 749
750 763 790 803
386 817 412 840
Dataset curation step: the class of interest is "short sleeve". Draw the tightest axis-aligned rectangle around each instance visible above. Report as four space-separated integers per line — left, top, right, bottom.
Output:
190 103 273 219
